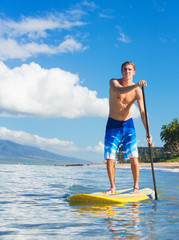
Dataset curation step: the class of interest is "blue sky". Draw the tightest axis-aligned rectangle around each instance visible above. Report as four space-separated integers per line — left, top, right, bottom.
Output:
0 0 178 163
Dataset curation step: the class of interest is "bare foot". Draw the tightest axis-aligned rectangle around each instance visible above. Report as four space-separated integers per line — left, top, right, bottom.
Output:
133 187 139 194
104 188 116 194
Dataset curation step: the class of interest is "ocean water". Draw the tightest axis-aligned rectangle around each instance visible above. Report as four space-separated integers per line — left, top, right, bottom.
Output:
0 164 178 240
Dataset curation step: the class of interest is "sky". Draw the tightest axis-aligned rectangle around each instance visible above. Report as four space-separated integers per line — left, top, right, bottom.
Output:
0 0 178 163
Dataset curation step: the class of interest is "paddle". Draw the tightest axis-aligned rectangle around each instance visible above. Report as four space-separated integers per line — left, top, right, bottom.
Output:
142 86 158 200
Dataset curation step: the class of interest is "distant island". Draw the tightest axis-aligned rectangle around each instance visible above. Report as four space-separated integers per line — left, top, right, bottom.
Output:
0 140 90 166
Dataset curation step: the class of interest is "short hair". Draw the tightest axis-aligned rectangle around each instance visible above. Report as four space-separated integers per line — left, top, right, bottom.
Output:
121 61 135 71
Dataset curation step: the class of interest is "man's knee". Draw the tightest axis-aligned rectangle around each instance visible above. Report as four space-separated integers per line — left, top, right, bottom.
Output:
106 159 115 166
130 157 139 165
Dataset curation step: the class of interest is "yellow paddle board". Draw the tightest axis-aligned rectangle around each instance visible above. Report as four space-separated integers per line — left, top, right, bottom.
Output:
69 188 154 203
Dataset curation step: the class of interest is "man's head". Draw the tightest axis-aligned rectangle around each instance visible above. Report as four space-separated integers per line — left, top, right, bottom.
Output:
121 61 135 72
121 61 135 80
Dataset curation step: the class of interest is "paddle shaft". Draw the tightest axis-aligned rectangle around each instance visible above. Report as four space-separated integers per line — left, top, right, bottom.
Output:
142 86 158 200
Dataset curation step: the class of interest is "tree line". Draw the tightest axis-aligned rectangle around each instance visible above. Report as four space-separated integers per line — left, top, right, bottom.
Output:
117 118 179 163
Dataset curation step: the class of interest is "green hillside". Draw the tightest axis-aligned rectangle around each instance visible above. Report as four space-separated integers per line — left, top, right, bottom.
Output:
0 140 89 165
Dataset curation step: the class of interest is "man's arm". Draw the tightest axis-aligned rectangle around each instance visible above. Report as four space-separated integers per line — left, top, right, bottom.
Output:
110 79 146 94
137 88 152 144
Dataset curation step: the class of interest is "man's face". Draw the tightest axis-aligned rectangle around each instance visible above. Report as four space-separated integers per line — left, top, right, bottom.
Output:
121 64 135 80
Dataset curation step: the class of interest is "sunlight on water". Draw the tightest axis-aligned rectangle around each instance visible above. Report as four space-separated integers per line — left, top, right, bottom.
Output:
0 164 178 239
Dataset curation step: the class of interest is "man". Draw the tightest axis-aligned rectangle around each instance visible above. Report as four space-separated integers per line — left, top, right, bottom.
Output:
104 61 152 194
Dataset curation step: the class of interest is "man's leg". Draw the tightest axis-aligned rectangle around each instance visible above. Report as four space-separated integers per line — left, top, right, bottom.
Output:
130 157 139 194
105 159 116 193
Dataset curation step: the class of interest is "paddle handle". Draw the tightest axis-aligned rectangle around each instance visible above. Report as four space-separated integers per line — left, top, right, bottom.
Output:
142 86 158 200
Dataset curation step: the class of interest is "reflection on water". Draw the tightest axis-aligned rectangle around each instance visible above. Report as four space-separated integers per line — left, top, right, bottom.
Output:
69 201 155 239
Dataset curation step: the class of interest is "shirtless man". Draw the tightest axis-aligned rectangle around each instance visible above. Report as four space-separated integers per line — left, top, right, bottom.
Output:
104 61 152 194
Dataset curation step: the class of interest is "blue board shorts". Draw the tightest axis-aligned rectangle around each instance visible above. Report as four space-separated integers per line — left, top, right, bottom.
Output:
104 117 138 161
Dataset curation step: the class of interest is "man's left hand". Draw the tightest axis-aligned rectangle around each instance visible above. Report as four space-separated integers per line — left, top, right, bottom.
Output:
146 134 153 146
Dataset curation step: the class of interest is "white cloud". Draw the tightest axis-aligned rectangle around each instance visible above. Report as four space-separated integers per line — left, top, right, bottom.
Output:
0 127 80 153
0 126 106 162
131 104 140 118
58 36 87 53
98 13 114 19
86 141 104 153
0 37 86 60
0 61 140 119
0 38 56 60
98 8 114 19
0 14 86 39
118 32 131 43
0 60 140 119
0 10 87 60
81 0 98 10
0 127 106 161
0 61 108 118
116 26 131 43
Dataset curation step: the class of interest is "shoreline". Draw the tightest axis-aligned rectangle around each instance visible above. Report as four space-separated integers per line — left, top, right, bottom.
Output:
89 162 179 168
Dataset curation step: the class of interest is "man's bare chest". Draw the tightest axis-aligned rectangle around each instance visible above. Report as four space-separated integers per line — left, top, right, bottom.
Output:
117 92 136 104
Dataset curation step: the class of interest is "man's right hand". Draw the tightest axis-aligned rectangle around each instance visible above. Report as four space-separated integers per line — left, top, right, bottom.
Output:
137 80 147 87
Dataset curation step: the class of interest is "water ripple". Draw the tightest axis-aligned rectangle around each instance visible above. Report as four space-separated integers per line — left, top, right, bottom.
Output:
0 164 178 240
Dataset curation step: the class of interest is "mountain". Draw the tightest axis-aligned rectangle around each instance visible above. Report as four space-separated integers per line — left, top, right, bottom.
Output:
0 140 90 165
